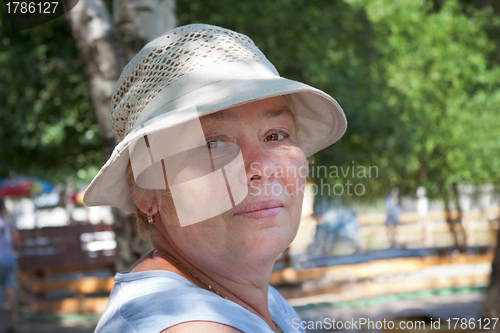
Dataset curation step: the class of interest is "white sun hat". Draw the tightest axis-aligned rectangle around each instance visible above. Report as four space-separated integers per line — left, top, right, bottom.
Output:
83 23 347 213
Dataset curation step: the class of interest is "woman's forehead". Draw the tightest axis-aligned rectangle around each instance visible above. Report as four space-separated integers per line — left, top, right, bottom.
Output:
200 96 296 126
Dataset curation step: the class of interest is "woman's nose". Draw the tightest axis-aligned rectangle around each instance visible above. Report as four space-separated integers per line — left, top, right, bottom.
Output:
242 142 277 184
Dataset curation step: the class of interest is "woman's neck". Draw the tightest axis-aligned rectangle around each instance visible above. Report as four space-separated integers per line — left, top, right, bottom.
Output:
148 236 279 330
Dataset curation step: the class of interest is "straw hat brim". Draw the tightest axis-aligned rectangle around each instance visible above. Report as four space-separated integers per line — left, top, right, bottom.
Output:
83 75 347 213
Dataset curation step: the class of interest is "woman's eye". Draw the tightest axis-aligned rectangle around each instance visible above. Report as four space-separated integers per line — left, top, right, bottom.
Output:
265 133 285 142
207 140 225 149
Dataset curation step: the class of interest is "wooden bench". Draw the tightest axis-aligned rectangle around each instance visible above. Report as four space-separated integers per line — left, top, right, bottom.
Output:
17 223 116 314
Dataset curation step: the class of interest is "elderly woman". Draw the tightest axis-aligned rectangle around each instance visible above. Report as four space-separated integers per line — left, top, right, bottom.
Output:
85 24 346 333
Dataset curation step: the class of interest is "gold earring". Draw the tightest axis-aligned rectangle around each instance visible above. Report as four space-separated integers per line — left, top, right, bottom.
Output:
147 208 155 224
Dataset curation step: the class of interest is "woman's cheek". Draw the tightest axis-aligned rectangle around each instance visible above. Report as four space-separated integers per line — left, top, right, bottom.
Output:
279 147 307 198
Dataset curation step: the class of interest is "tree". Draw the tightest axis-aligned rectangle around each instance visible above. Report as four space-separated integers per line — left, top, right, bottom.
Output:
340 0 500 249
64 0 176 271
348 0 500 322
0 6 102 184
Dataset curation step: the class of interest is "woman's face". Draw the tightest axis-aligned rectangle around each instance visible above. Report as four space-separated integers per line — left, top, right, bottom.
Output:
156 96 307 263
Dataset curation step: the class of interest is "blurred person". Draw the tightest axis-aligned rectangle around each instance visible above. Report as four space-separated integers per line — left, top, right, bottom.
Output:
0 198 20 332
385 188 401 248
84 24 347 332
417 187 432 247
417 186 428 218
308 213 328 256
310 208 361 256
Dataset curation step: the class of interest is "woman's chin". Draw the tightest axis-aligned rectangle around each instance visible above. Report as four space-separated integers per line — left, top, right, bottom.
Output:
230 227 292 261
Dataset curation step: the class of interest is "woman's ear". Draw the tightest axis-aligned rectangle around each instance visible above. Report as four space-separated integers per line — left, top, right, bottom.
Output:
128 171 159 215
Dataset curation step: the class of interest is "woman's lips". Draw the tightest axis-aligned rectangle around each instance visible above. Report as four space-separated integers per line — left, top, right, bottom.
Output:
234 207 285 219
233 200 285 219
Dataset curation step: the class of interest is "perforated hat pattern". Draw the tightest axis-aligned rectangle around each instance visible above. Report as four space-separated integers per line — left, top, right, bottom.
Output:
110 24 270 140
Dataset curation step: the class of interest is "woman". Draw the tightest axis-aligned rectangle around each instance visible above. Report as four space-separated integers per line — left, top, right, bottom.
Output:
85 24 346 333
0 199 20 333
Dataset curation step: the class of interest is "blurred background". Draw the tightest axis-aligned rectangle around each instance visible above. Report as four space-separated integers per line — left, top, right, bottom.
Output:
0 0 499 332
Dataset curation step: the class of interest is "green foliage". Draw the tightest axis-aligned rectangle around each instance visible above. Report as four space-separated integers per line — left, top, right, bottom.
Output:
355 0 500 200
0 6 102 185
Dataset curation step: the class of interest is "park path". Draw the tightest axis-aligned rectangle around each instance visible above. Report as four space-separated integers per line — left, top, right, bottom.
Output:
0 291 483 333
296 291 484 332
0 307 96 333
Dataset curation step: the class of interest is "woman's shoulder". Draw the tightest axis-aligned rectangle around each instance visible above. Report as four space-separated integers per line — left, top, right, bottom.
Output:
268 285 306 332
95 270 275 333
114 269 196 294
160 321 243 332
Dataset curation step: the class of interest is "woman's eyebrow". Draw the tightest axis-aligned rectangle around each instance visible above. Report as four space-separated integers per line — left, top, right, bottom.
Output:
263 105 295 122
204 110 239 122
263 106 298 131
203 105 296 125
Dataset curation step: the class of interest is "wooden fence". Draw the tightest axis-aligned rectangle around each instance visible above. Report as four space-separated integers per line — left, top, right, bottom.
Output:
357 207 499 249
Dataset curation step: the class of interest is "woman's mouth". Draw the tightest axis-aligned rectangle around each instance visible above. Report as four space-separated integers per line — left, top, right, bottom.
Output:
233 200 285 219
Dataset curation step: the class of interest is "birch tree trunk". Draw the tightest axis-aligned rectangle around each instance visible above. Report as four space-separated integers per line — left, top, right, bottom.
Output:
65 0 176 271
112 0 177 61
65 0 126 158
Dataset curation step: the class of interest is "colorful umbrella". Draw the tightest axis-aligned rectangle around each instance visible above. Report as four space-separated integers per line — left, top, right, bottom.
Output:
71 187 87 205
0 177 54 198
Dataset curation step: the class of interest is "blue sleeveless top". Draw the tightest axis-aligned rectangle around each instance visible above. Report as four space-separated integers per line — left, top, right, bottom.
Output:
0 216 15 263
94 270 305 333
